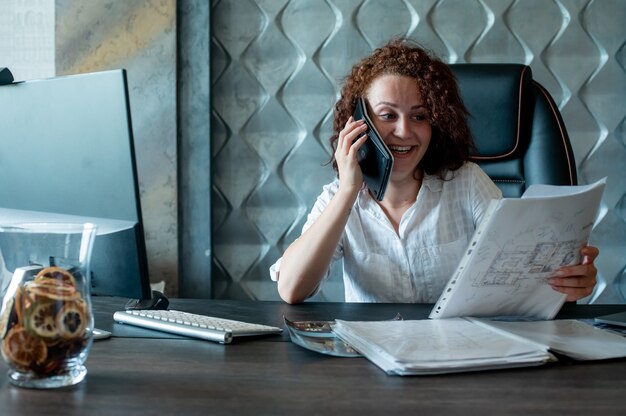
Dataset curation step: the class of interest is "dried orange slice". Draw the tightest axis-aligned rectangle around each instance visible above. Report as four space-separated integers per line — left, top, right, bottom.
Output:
25 301 59 340
35 266 76 287
71 298 89 321
25 280 80 301
1 326 47 369
14 285 34 326
56 302 87 340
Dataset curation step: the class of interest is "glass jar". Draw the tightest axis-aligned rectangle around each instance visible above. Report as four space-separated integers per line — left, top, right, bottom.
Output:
0 222 97 388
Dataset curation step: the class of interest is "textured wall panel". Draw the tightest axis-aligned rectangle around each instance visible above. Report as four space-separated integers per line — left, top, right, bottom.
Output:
212 0 626 303
577 0 626 302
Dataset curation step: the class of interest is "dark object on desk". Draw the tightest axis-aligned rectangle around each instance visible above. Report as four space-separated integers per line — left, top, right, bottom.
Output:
0 69 153 302
0 67 14 85
595 311 626 328
352 97 393 201
125 290 170 310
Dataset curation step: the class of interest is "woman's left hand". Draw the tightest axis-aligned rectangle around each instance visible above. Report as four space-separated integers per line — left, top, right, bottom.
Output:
548 245 599 302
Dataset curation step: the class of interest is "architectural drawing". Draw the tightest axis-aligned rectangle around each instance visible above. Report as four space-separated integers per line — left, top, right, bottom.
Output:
473 240 580 291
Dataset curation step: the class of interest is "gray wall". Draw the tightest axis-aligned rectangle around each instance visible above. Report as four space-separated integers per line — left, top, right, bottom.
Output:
210 0 626 303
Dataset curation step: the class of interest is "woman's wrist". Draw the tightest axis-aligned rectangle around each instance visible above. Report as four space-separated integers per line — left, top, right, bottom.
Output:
336 181 361 202
334 188 359 216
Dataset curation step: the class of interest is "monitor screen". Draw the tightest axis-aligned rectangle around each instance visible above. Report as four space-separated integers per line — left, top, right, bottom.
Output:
0 69 152 301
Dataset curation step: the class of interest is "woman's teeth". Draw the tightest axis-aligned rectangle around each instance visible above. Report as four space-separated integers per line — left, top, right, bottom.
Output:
388 145 411 154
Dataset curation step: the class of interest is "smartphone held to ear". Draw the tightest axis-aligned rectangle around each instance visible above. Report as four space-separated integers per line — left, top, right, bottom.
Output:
352 97 394 201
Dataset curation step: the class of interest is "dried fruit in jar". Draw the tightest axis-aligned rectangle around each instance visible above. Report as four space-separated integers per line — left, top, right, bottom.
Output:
25 300 60 340
35 266 77 287
25 280 80 302
1 326 48 369
56 302 87 340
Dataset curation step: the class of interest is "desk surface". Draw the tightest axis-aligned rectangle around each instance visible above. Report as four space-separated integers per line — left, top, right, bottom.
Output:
1 298 625 415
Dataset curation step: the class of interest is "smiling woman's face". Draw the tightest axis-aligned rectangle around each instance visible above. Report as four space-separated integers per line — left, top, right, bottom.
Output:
365 74 432 181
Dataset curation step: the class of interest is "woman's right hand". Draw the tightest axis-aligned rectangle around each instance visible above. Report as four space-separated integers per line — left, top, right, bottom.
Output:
335 116 368 196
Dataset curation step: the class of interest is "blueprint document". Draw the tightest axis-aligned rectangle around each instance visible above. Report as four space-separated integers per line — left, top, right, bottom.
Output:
429 178 606 320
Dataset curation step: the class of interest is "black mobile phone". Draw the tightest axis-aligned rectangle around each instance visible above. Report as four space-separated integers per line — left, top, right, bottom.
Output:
353 97 394 200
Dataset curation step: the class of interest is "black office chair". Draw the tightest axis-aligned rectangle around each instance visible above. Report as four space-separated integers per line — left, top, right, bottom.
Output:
451 64 577 197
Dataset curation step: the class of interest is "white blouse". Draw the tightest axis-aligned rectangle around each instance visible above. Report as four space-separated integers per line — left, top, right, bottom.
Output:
270 162 502 303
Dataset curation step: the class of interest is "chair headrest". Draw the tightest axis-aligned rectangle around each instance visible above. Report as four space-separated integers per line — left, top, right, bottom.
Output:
450 64 532 160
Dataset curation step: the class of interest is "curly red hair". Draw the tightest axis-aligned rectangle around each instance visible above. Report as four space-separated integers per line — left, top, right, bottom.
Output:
330 39 474 178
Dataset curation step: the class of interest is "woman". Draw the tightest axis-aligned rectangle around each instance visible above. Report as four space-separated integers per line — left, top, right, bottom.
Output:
270 39 598 304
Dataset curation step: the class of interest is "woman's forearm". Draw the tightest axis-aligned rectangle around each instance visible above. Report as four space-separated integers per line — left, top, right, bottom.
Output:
277 187 358 303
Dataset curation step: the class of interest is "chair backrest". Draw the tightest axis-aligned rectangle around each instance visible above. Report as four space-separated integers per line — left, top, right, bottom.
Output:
450 64 577 197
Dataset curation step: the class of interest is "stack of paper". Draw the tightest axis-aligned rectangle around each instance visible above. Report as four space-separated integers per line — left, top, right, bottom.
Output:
333 318 626 375
333 319 553 375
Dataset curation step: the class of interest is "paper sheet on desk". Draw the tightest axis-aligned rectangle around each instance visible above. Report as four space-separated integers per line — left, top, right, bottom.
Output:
472 319 626 361
333 319 552 375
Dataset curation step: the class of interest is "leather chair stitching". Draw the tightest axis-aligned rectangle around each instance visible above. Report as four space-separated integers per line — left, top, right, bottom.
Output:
532 81 575 186
472 65 528 160
493 179 525 184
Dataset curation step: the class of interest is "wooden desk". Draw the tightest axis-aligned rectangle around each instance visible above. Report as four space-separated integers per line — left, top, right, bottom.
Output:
1 298 625 415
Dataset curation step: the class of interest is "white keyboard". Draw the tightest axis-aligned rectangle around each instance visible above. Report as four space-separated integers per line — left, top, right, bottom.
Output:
113 309 283 344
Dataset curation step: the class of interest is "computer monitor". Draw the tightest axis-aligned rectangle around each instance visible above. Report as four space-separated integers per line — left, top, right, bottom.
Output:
0 69 156 304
